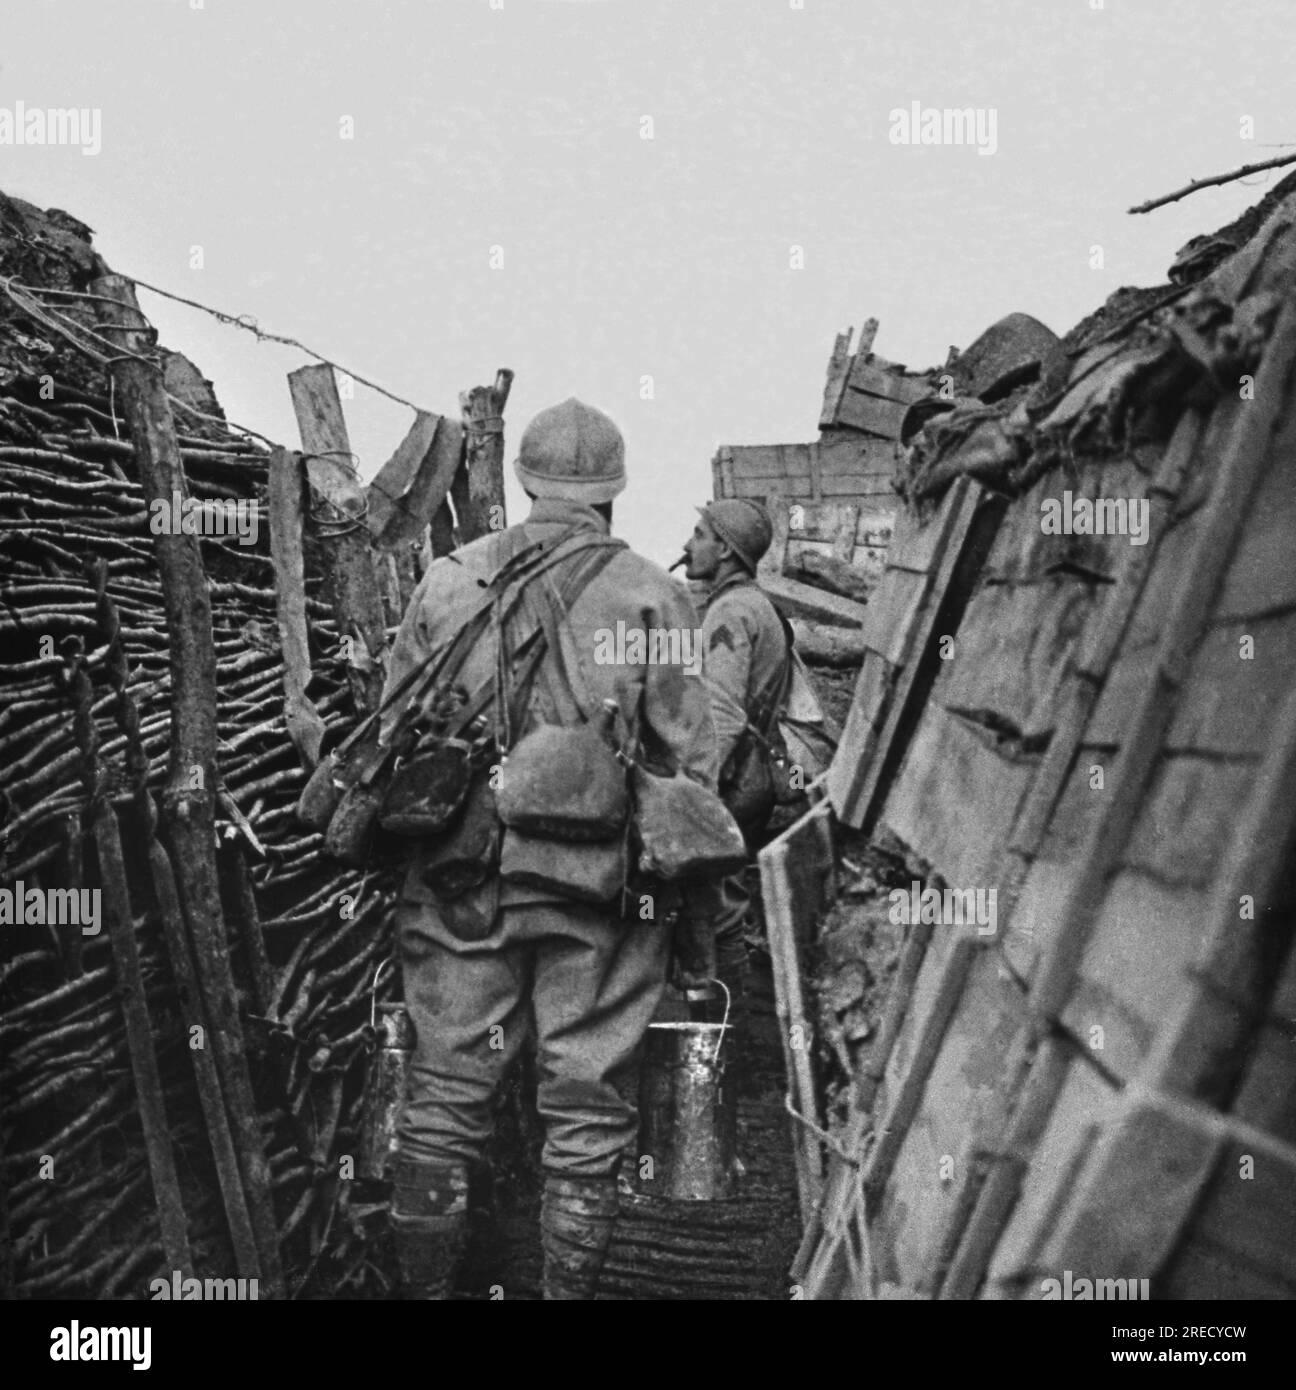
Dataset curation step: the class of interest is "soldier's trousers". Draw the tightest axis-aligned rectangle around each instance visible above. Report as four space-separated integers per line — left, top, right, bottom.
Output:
396 896 672 1179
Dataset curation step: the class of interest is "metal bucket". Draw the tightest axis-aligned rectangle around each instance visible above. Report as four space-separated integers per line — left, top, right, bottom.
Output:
357 961 412 1182
637 984 737 1200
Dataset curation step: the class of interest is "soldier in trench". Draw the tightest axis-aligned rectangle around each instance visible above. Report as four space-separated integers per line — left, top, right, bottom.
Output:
378 399 718 1300
678 499 795 1005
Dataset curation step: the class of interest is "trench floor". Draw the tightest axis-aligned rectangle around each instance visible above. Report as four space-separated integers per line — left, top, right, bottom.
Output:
456 956 804 1300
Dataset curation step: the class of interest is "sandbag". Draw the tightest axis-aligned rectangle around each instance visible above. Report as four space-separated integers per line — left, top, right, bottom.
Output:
496 723 627 842
632 767 747 881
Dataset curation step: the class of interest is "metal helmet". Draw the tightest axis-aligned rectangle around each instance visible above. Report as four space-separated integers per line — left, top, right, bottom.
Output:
514 398 627 504
696 498 774 574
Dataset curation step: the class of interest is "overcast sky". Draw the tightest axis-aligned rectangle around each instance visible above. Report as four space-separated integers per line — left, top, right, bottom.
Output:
3 0 1291 564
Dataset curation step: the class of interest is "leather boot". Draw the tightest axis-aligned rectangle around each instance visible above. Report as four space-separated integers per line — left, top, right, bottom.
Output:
540 1174 619 1301
390 1158 470 1300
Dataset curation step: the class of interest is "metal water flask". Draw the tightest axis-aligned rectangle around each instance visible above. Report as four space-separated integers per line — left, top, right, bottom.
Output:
358 1001 414 1181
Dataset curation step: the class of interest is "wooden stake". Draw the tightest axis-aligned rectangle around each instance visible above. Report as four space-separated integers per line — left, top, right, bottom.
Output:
288 364 388 713
268 448 326 768
454 369 512 542
92 270 284 1297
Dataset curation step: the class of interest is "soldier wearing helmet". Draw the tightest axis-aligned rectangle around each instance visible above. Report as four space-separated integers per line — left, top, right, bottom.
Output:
678 499 794 995
380 398 717 1301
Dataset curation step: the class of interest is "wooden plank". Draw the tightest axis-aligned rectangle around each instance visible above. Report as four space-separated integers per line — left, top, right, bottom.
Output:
784 549 872 606
855 568 927 667
1029 1087 1224 1296
939 1036 1070 1298
863 934 978 1202
289 363 389 712
1122 753 1258 890
937 581 1100 747
367 411 464 552
268 448 326 770
759 801 836 1222
94 797 193 1277
847 356 930 406
831 481 1004 831
1231 945 1296 1143
95 272 284 1297
1025 302 1296 1032
1141 678 1296 1103
829 505 859 561
978 1060 1114 1298
885 709 1036 903
882 948 1030 1292
1167 1139 1296 1292
758 490 789 581
825 652 897 815
455 368 512 542
763 571 867 628
366 411 439 544
1214 415 1296 619
836 388 913 440
819 330 854 429
712 446 736 499
784 502 877 545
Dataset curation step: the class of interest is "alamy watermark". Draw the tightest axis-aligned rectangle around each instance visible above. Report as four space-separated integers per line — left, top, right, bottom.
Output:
1041 1270 1149 1300
50 1323 150 1369
889 880 997 935
889 102 998 156
1 882 101 936
149 491 259 545
593 622 703 677
149 1270 259 1300
0 101 101 156
1040 491 1149 546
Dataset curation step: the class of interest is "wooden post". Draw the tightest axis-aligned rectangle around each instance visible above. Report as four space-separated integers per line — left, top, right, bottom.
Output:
288 364 388 713
92 270 285 1297
453 368 513 542
64 630 192 1277
268 448 326 768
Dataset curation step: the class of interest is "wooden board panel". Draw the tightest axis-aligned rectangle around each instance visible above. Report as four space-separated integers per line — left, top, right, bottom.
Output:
819 330 854 429
981 1060 1117 1298
787 501 864 545
1096 612 1296 759
855 568 926 667
879 947 1029 1290
729 476 894 501
883 705 1036 892
933 579 1097 746
1060 869 1207 1080
886 487 967 575
825 652 897 821
1165 613 1296 759
1161 1138 1296 1296
1118 498 1208 655
759 801 837 1222
1121 753 1259 891
763 572 867 628
758 489 790 580
1027 1089 1222 1297
846 357 932 407
1214 398 1296 619
835 388 913 440
1231 947 1296 1145
830 481 1002 829
778 504 893 547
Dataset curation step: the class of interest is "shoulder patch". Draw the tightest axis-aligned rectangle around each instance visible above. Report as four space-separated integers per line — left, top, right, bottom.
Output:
709 623 736 653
